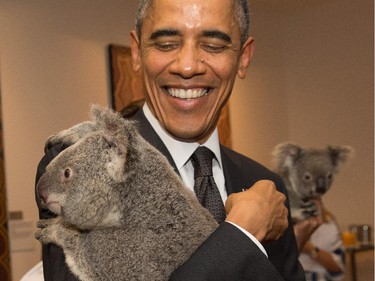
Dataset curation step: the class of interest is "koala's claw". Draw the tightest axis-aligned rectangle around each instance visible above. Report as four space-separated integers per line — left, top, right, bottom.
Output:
36 219 49 229
35 219 52 242
35 227 50 243
35 228 44 241
35 218 61 244
302 209 317 218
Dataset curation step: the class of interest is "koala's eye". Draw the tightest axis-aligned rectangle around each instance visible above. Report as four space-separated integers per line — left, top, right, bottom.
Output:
303 173 312 181
64 168 72 179
327 173 333 180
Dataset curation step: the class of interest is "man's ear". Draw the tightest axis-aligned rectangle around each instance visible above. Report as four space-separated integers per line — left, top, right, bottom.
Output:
237 36 255 79
130 30 141 72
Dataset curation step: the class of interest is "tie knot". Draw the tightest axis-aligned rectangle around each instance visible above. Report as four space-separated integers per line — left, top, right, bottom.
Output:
191 147 215 178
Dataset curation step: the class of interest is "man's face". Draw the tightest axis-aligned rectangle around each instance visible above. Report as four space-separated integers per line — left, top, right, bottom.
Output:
131 0 254 143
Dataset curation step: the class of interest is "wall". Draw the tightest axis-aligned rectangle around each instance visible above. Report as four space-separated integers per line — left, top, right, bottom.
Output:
282 0 374 231
231 1 374 280
231 0 290 164
0 1 373 280
0 1 138 279
232 0 374 231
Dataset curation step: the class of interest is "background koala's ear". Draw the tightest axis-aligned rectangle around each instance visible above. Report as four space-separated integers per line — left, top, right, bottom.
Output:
272 142 303 172
327 145 354 170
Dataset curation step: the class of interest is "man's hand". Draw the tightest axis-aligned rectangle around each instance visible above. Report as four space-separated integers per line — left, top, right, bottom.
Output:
225 180 288 242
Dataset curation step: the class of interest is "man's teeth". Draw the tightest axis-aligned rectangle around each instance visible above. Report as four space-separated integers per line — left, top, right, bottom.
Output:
168 88 208 99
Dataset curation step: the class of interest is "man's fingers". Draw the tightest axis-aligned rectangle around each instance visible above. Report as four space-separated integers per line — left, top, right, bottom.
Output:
225 180 289 241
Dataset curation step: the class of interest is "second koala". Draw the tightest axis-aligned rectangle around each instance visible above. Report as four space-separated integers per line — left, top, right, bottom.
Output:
35 106 218 281
272 142 353 222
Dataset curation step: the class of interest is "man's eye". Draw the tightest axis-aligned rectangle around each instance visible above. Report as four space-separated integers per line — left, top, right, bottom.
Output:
201 41 229 53
154 42 179 51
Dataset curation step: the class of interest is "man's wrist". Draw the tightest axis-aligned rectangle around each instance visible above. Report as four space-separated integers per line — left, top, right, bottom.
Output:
225 221 268 257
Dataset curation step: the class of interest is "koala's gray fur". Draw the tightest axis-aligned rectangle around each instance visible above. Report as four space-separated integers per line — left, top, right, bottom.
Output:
35 105 218 281
272 142 353 222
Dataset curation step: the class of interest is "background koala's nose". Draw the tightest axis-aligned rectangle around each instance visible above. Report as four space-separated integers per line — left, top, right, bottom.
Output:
316 176 326 194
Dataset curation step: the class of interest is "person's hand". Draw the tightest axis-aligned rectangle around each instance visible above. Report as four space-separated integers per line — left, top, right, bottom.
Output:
301 240 315 254
293 199 324 251
224 180 288 242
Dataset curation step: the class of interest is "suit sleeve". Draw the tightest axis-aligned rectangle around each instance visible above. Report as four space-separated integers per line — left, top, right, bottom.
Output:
170 223 284 281
35 144 80 281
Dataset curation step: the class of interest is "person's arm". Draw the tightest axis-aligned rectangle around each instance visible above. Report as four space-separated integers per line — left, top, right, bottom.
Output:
302 241 343 273
300 209 345 277
170 223 284 281
170 180 290 281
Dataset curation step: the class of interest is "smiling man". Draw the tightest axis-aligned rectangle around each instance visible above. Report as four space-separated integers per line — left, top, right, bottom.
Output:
36 0 306 280
131 0 253 144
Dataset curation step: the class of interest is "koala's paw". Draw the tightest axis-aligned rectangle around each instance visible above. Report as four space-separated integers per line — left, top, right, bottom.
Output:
302 201 318 217
302 209 318 218
45 121 97 151
292 201 319 222
291 208 308 222
35 218 62 245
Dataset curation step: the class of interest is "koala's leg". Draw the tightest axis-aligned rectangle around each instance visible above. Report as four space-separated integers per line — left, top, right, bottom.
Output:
45 121 97 151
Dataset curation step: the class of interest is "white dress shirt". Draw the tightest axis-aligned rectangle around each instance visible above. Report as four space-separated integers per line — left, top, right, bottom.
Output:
142 104 267 257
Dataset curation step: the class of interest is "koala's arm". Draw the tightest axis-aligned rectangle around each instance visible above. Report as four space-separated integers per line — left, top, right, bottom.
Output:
35 143 80 281
44 121 96 152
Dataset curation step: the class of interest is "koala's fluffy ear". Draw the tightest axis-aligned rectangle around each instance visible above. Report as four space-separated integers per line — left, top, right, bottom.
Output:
103 133 127 182
90 104 126 133
327 145 354 171
90 105 137 182
272 142 303 173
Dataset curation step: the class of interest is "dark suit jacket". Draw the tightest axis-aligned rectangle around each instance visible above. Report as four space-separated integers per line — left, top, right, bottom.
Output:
35 109 305 281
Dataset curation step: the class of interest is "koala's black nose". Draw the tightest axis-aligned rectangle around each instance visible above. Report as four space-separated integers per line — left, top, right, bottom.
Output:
316 176 326 194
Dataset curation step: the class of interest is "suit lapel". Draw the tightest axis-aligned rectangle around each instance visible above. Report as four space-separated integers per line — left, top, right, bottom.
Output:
220 146 245 195
129 109 180 175
221 146 263 195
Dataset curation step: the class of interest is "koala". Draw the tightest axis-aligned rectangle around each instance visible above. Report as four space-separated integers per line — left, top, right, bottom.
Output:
272 142 353 222
35 105 218 281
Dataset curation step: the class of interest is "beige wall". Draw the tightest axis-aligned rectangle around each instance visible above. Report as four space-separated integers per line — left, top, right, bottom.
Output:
233 0 374 230
0 1 373 280
283 0 373 231
0 1 138 279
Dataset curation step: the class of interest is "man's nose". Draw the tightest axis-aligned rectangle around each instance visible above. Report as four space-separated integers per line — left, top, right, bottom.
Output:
169 44 206 78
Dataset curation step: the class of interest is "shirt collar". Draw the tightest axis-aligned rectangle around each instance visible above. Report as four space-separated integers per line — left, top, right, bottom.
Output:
142 103 222 170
